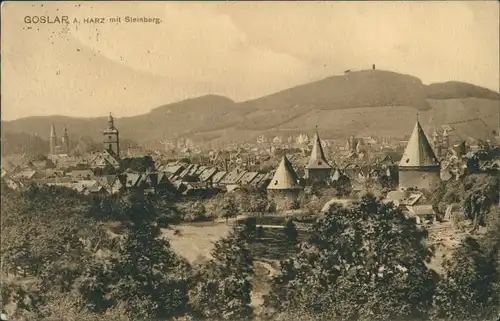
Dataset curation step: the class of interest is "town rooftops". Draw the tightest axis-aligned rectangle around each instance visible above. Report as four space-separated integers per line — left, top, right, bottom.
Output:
238 171 259 186
212 171 228 184
220 168 246 185
198 167 218 182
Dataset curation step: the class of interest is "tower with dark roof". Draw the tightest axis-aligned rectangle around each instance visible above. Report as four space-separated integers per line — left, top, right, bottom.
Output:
398 120 440 191
305 130 332 185
103 113 120 157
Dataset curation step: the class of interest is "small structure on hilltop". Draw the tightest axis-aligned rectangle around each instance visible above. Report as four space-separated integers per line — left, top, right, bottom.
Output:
305 130 332 185
398 119 441 192
267 155 303 212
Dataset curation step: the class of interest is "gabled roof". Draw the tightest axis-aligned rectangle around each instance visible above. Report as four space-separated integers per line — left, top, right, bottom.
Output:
249 173 266 187
121 173 142 187
406 204 435 216
70 170 95 178
198 167 218 182
238 172 259 186
306 131 331 170
163 165 185 176
399 120 440 167
267 156 302 190
212 171 228 184
220 168 246 185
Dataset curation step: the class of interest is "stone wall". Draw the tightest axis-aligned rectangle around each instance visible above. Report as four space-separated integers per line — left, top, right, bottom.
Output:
398 167 441 191
268 190 301 212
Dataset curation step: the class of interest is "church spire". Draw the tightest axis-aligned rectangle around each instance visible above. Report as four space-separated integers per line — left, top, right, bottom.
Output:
306 129 331 169
50 123 56 137
108 112 115 129
50 124 57 155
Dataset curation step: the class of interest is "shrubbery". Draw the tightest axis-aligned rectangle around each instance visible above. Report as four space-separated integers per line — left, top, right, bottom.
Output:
2 182 499 321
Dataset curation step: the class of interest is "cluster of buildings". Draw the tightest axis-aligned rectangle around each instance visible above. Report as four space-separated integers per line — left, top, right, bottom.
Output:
265 118 499 222
2 111 499 224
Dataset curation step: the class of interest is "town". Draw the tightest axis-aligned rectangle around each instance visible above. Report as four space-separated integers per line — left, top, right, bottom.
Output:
2 112 499 220
2 2 500 321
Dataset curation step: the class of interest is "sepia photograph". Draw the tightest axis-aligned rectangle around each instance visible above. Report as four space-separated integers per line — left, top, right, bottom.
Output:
1 1 499 320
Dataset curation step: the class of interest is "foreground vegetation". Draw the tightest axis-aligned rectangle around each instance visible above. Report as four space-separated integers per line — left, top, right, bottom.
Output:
1 181 499 320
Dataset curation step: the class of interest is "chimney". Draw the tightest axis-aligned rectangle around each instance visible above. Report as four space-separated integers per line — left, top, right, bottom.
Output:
372 64 376 70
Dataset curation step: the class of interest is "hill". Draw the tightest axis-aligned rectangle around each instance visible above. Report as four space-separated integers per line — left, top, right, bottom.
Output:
2 69 499 150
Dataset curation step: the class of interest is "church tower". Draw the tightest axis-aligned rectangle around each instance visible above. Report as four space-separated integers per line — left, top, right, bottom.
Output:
305 130 332 185
50 124 57 155
61 126 70 155
398 119 440 191
103 113 120 157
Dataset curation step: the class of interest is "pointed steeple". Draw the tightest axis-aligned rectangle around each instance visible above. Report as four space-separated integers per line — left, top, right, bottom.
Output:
62 126 68 137
50 124 56 137
306 129 331 169
267 155 302 190
399 120 439 167
108 112 114 129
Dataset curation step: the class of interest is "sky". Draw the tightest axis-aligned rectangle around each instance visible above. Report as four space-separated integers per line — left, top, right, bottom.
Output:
1 1 499 121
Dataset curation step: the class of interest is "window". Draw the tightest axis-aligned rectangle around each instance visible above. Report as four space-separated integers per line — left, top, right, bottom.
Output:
108 136 112 140
109 144 112 150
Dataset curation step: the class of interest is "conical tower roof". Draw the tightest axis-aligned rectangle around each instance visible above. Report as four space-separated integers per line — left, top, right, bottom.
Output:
399 120 439 167
267 155 302 190
50 124 56 137
306 131 331 169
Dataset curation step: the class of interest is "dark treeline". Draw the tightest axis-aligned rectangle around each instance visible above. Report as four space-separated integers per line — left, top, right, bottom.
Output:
1 181 499 321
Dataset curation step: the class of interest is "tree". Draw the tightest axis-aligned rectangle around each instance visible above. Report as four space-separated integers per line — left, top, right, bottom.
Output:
240 217 258 243
282 219 298 247
185 201 207 222
331 175 352 197
189 228 254 320
0 185 114 319
220 194 239 222
432 237 499 321
461 173 499 232
102 199 191 319
264 195 437 321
